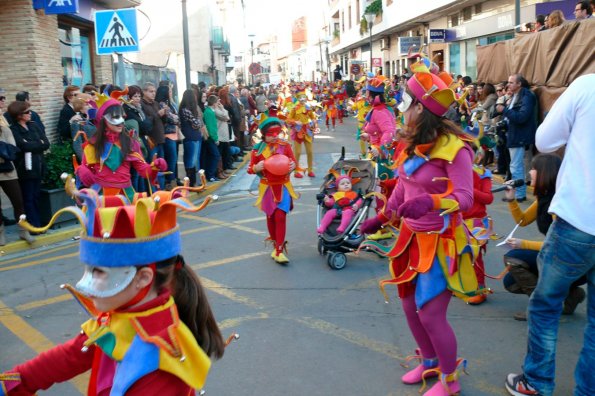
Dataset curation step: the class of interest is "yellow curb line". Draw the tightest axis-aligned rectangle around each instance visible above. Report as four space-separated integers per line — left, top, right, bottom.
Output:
0 154 251 257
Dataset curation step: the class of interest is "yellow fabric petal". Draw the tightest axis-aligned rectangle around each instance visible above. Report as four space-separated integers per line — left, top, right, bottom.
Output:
98 207 120 235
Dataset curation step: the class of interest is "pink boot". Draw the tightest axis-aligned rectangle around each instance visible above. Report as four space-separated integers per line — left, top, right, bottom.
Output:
422 373 460 396
401 356 439 384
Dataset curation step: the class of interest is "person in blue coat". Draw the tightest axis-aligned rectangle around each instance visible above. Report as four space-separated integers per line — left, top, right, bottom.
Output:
495 73 536 201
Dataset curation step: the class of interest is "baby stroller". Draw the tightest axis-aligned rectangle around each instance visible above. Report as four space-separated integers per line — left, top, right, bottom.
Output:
316 148 376 270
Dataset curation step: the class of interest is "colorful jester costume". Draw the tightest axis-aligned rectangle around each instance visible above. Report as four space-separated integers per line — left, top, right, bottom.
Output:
76 94 166 202
248 110 299 264
360 60 481 396
0 177 219 395
287 90 318 178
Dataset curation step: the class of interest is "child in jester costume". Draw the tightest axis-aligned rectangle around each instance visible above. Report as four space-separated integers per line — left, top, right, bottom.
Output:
248 107 298 264
287 89 318 178
360 58 485 396
0 177 225 395
76 91 167 201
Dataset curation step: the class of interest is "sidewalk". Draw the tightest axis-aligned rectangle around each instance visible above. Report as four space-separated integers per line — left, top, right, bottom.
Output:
0 154 250 257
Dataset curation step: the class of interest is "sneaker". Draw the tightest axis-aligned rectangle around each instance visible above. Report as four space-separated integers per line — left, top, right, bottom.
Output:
563 287 586 315
294 172 303 178
273 251 289 264
505 373 540 396
307 171 315 178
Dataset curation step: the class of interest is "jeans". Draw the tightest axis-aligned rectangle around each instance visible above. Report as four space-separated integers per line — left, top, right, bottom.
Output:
183 139 201 169
201 139 221 179
508 147 526 198
523 218 595 396
163 138 177 182
148 143 165 190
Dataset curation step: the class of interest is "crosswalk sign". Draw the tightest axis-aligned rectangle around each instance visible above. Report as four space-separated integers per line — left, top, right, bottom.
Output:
95 8 140 55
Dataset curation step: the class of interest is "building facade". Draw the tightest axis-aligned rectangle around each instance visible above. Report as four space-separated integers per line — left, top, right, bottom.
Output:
326 0 568 81
0 0 137 141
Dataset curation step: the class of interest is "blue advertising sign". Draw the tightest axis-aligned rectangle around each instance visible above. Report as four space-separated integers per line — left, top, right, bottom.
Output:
398 36 423 55
95 8 139 55
44 0 79 14
429 29 446 43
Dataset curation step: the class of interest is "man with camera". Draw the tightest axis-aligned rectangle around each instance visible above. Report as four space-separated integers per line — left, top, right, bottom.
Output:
495 73 536 202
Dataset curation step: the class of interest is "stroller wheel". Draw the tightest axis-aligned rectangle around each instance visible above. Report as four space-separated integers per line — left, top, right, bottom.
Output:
327 252 347 270
317 239 326 255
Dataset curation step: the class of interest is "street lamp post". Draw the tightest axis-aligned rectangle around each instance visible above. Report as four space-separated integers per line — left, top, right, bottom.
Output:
181 0 191 89
248 34 255 86
364 12 375 73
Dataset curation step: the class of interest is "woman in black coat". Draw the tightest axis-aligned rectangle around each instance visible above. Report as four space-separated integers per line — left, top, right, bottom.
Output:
8 101 50 227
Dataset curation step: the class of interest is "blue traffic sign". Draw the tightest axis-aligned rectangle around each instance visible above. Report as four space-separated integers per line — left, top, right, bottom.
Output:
95 8 140 55
44 0 79 15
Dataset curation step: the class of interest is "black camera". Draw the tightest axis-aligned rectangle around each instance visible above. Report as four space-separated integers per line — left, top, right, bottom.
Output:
495 119 508 134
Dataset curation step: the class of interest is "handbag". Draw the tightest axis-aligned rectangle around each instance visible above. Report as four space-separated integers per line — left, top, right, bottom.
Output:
0 141 19 161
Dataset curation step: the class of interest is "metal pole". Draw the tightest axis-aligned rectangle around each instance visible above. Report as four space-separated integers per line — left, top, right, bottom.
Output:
251 40 254 86
117 53 126 87
514 0 520 33
369 23 373 72
326 43 331 80
319 39 324 83
181 0 191 89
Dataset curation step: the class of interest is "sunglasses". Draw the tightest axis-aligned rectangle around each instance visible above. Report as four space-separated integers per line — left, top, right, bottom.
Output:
20 110 31 115
496 89 503 92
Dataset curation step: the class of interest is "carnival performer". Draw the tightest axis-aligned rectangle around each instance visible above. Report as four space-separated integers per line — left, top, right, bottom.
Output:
75 93 167 201
322 93 339 131
461 162 494 305
360 61 481 396
317 169 363 234
248 108 298 264
287 90 318 178
360 75 397 241
0 177 225 395
351 90 371 157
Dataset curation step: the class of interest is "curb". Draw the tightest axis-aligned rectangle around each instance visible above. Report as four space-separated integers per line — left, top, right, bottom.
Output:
0 154 251 257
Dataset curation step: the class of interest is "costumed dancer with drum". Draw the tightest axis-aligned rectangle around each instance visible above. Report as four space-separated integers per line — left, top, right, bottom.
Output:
360 60 485 396
248 108 298 264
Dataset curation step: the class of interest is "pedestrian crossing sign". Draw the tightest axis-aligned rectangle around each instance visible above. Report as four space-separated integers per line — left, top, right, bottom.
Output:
95 8 140 55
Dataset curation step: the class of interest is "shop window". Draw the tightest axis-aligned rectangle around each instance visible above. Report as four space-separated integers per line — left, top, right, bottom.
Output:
465 39 477 79
449 42 460 75
59 26 93 88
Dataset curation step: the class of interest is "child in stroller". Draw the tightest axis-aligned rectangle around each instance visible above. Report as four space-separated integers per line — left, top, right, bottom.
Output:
316 154 376 269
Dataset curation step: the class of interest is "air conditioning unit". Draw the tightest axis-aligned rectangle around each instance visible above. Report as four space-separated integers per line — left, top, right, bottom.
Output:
380 37 391 50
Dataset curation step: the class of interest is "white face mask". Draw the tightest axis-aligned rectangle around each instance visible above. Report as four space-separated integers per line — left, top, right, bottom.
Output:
397 92 414 113
76 265 137 298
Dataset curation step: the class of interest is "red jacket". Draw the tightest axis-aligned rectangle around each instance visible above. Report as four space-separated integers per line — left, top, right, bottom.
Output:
462 170 493 220
5 292 192 396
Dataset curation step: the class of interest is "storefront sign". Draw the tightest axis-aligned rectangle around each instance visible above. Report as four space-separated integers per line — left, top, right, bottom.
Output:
43 0 79 14
398 36 423 55
95 8 139 55
372 58 382 67
350 63 362 75
429 29 446 43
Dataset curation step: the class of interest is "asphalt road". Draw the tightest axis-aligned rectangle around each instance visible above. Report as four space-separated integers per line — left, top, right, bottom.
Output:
0 117 587 395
